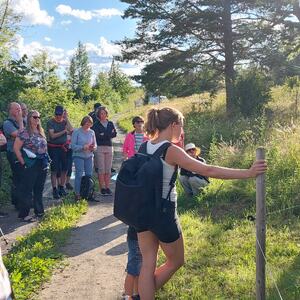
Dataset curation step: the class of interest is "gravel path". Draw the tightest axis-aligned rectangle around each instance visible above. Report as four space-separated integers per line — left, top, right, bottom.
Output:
0 122 128 299
38 126 128 300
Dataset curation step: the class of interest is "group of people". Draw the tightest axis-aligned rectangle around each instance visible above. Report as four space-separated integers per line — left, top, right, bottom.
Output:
120 107 267 300
0 103 267 300
0 102 117 222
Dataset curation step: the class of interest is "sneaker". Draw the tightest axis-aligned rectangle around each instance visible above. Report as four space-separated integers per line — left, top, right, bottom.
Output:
65 182 73 190
58 186 68 197
20 216 34 222
100 188 107 196
105 188 112 196
53 188 60 199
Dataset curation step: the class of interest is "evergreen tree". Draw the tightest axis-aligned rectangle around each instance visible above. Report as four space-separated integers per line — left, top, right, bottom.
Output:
109 58 133 101
67 41 92 101
119 0 300 114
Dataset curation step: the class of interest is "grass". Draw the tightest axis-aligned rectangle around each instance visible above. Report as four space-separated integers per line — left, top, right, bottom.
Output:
157 190 300 300
3 197 88 300
115 87 300 299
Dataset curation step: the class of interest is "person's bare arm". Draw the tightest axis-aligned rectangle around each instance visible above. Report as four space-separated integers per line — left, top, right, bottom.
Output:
166 145 267 179
48 128 67 140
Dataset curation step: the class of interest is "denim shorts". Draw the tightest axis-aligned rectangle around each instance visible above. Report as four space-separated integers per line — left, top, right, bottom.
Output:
126 238 142 276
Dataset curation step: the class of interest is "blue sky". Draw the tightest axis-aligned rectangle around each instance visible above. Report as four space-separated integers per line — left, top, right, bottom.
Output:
12 0 140 78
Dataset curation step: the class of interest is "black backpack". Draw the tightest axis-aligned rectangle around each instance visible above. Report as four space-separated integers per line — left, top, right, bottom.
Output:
114 141 178 231
80 175 95 201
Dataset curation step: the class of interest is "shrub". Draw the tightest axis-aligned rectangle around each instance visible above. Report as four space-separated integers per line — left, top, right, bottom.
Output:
234 69 271 116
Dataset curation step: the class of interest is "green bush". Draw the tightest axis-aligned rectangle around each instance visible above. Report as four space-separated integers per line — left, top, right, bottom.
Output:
234 69 271 116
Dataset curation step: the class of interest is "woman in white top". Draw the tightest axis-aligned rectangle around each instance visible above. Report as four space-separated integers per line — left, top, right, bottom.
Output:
138 107 267 300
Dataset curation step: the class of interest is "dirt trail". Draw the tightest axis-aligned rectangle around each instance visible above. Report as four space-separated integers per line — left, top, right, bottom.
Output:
38 126 128 300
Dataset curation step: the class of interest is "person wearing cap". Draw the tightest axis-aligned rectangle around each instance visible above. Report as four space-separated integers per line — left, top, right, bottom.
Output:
88 102 102 124
179 143 210 196
123 116 149 160
47 105 73 199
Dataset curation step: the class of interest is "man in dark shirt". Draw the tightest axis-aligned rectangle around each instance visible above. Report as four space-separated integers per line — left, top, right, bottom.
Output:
88 102 102 123
3 102 24 209
47 105 73 199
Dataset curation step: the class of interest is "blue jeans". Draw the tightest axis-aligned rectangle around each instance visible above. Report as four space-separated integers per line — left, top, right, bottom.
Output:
126 238 142 276
73 156 93 194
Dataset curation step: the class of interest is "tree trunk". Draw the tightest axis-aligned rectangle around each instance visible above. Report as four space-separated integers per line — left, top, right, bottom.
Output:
223 0 235 115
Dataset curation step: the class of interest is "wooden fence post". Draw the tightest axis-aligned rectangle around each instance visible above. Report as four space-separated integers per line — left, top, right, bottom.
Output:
256 147 266 300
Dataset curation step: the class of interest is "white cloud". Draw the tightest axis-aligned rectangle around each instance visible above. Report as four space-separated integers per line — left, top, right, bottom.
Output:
13 35 140 80
55 4 122 21
61 20 72 26
12 0 54 26
85 37 121 57
44 37 51 42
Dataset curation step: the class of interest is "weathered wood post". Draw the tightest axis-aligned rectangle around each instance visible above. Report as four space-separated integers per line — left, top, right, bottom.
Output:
256 148 266 300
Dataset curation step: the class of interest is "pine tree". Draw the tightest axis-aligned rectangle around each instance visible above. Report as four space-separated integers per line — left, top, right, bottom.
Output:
119 0 299 114
67 41 92 101
109 58 133 102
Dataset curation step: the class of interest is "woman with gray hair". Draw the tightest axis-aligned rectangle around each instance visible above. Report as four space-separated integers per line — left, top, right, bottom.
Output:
91 106 117 196
71 115 97 201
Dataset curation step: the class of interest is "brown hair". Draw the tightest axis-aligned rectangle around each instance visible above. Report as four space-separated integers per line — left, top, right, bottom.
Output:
132 115 144 125
97 106 108 119
81 115 93 126
145 107 184 137
27 110 46 138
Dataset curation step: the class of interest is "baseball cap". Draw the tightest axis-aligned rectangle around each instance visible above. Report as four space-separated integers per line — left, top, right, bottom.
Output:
55 105 64 115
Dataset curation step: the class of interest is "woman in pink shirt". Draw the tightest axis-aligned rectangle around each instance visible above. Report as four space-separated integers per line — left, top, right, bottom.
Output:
123 116 149 160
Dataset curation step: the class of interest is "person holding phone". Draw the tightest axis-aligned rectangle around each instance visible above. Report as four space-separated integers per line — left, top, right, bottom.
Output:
71 116 97 201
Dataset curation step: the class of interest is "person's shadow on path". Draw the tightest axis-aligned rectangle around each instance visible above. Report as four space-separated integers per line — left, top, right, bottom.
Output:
63 214 127 257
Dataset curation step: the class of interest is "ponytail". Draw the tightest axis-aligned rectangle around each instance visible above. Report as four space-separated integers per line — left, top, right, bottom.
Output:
145 107 184 137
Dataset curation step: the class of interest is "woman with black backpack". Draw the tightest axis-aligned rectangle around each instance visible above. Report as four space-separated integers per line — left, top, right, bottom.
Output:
135 107 267 300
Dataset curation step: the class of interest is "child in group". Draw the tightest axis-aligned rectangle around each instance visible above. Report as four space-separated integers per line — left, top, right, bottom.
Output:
122 116 148 160
122 116 148 300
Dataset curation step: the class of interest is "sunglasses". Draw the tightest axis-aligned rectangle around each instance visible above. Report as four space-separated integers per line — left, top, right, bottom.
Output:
135 120 144 124
187 148 196 152
32 116 41 119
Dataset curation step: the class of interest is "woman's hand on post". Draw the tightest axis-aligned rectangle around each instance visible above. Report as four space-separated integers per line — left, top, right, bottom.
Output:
249 160 267 177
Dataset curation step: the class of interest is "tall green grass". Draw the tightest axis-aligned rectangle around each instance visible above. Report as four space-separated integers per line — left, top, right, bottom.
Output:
117 87 300 299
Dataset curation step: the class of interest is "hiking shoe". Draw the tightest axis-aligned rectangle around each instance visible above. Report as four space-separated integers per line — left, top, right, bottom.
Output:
20 215 35 222
100 188 107 196
58 186 68 197
65 182 73 190
105 188 112 196
53 188 60 199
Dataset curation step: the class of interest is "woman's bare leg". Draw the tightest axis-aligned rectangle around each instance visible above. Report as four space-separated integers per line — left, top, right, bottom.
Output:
137 231 159 300
154 235 184 290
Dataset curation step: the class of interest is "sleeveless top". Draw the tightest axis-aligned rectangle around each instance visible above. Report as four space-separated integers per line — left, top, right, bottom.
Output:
146 141 177 203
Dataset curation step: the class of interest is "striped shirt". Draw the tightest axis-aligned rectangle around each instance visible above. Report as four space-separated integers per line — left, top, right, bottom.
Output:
134 133 144 152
